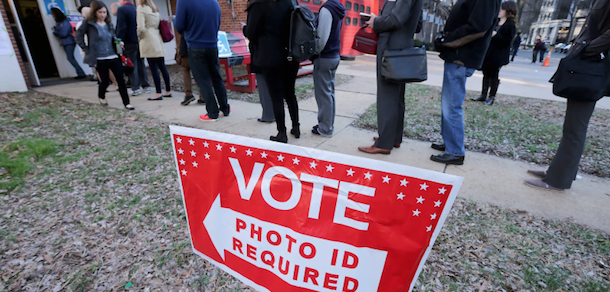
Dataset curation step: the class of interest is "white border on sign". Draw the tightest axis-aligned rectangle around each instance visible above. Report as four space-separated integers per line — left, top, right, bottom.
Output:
169 125 463 292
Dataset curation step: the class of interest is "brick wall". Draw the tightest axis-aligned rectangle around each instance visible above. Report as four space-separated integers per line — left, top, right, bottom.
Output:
169 0 249 33
0 1 30 88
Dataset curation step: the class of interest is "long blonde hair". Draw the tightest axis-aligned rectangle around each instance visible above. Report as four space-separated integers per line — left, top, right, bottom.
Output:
140 0 159 12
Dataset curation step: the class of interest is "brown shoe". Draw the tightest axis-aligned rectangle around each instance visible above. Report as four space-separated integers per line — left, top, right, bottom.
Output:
527 169 547 178
372 136 401 148
358 145 391 155
524 179 564 192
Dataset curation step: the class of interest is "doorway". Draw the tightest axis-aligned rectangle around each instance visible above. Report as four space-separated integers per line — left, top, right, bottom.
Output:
3 0 59 79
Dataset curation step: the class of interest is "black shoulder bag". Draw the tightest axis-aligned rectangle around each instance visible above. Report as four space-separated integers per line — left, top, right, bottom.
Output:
552 18 610 102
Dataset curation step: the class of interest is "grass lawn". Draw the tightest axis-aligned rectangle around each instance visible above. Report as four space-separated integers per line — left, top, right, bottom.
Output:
0 92 608 291
354 84 610 178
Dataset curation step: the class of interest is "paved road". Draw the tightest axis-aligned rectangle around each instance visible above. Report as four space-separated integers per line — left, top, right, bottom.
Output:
337 50 610 110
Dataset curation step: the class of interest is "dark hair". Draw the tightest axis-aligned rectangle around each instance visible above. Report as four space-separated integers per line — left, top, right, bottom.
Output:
501 1 518 22
88 0 112 23
50 7 66 23
77 6 84 13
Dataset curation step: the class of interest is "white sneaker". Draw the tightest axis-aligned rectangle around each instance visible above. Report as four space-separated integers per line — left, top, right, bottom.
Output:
144 87 151 93
131 89 142 96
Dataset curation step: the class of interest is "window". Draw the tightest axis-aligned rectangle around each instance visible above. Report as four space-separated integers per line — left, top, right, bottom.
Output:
313 0 321 4
353 18 358 26
345 17 351 25
300 0 310 2
345 1 352 10
354 3 359 11
366 6 370 13
360 5 364 12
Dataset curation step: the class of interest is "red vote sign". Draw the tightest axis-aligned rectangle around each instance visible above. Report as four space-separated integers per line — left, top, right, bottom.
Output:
170 126 463 292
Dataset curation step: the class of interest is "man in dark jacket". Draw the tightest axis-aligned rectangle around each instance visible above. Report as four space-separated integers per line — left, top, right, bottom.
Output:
358 0 423 155
511 32 521 61
430 0 501 164
175 0 230 121
116 0 150 96
311 0 346 137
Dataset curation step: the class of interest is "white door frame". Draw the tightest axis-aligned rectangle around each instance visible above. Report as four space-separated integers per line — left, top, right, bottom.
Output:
7 0 41 86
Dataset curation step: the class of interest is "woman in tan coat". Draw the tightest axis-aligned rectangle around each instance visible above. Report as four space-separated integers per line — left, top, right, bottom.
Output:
137 0 171 100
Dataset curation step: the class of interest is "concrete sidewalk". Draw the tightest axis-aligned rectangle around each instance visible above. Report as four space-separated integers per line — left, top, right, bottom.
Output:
36 76 610 233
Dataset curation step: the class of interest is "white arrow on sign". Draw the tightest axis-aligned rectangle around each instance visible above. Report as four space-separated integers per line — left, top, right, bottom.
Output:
202 194 388 292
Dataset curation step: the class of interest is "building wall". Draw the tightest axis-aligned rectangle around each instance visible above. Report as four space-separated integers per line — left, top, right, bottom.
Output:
0 1 28 92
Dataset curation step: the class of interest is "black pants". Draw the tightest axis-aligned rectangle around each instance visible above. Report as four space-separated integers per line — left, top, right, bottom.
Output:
147 57 171 94
97 58 130 106
543 99 597 189
188 47 229 119
261 62 300 134
482 66 501 97
123 43 140 91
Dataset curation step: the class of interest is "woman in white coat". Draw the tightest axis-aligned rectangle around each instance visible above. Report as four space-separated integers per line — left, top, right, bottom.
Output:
137 0 171 100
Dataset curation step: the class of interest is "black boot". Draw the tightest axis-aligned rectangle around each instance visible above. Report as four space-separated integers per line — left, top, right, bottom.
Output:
485 79 500 105
472 77 489 101
290 123 300 139
270 132 288 143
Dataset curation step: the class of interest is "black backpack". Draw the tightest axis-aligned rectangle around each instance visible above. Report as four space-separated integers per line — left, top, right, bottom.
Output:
287 0 317 62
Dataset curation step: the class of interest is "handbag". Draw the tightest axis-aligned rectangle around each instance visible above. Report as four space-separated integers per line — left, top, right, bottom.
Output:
159 20 174 43
352 27 378 55
380 46 428 83
552 18 610 101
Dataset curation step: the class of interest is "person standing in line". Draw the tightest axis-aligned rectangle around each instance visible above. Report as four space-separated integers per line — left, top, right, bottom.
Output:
137 0 171 100
244 0 300 142
471 1 517 105
429 0 500 165
525 0 610 191
311 0 345 137
254 69 275 122
75 0 134 110
532 35 544 63
117 0 149 96
76 6 98 82
511 32 521 61
176 33 203 105
174 0 230 121
358 0 423 154
51 8 87 79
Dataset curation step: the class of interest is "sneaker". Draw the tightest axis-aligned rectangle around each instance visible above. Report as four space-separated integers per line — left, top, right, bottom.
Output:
197 99 205 105
144 87 151 93
199 114 218 122
181 96 196 106
131 89 141 96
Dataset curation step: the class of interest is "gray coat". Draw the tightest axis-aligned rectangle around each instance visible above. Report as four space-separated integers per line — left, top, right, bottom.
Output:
75 20 118 67
374 0 422 57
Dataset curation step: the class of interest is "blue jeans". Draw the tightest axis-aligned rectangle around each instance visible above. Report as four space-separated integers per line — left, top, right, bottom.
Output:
63 44 86 77
441 62 475 156
188 47 229 119
147 57 171 93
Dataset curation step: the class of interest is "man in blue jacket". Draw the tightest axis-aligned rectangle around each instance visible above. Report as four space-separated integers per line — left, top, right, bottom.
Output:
116 0 150 96
430 0 501 165
174 0 230 121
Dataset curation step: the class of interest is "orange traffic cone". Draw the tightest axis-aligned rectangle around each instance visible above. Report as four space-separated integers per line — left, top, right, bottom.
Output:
542 48 553 67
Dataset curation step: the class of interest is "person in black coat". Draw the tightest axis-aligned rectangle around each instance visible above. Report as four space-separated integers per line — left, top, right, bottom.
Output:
244 0 300 143
471 1 517 105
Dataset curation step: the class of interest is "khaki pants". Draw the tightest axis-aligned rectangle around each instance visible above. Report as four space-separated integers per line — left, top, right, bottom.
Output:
181 56 193 97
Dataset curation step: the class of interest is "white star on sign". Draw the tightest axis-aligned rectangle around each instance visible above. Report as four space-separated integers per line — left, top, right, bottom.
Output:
176 137 182 143
364 172 372 180
292 157 300 165
203 141 209 148
216 144 223 151
261 151 268 159
420 183 429 191
416 196 425 204
412 209 421 216
190 150 197 157
438 187 447 195
400 178 409 187
181 169 187 176
326 164 334 172
430 213 437 220
434 200 442 207
179 159 185 165
246 149 253 156
397 192 405 200
188 139 195 146
277 154 284 162
204 153 210 160
178 148 184 154
382 175 391 184
230 146 236 153
346 168 355 176
426 225 432 232
309 161 317 169
192 161 198 168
